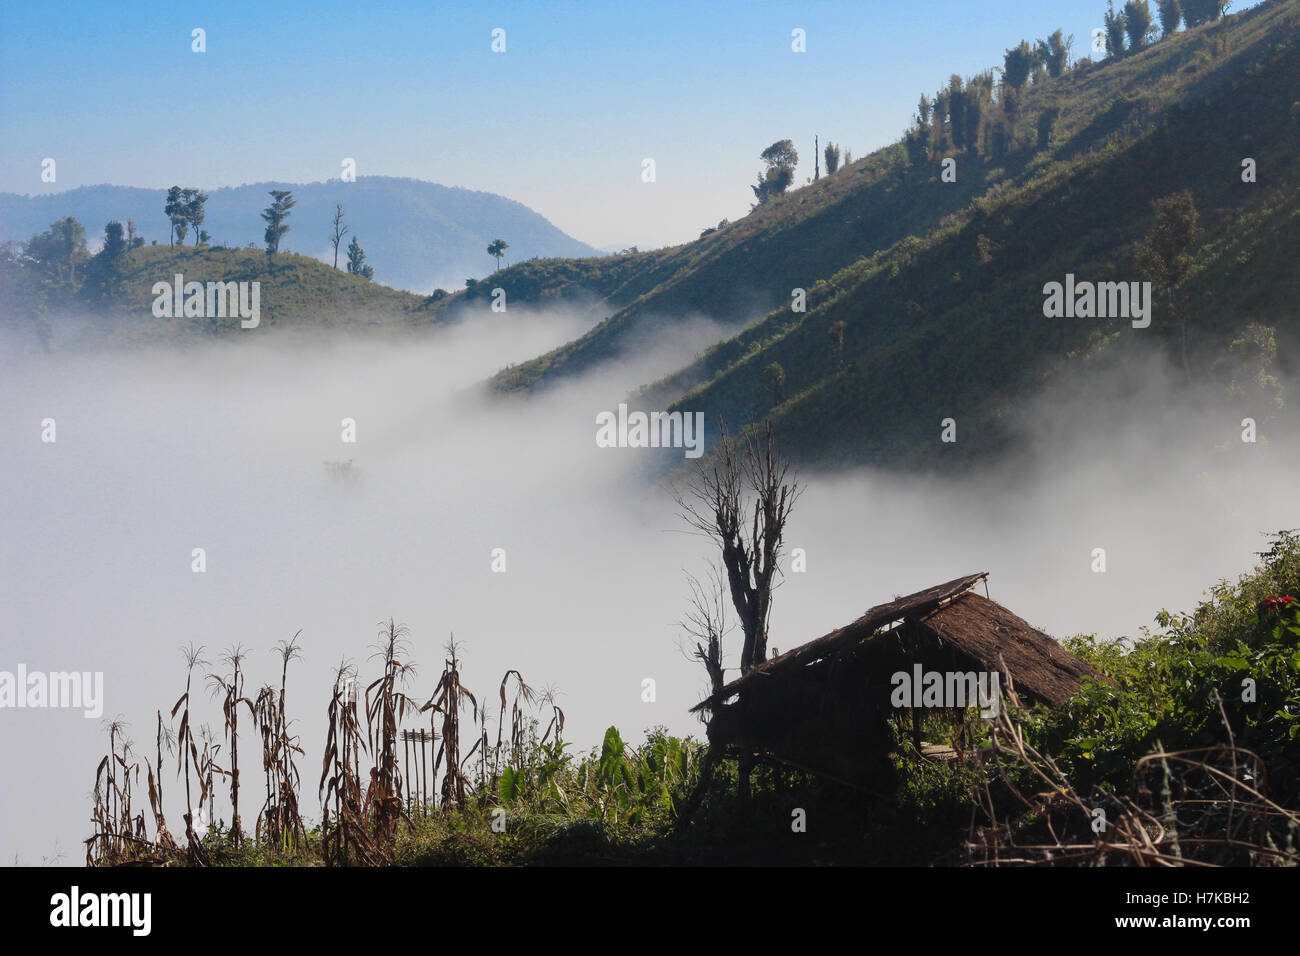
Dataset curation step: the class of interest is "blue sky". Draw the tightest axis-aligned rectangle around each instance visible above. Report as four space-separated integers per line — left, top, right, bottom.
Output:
0 0 1260 249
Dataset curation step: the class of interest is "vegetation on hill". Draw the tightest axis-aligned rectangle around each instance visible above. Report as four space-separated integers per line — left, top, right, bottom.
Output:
0 176 598 294
0 240 437 346
488 0 1298 474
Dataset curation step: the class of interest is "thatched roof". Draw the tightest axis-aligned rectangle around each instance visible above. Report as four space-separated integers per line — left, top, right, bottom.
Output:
691 572 987 714
693 571 1103 714
912 590 1101 706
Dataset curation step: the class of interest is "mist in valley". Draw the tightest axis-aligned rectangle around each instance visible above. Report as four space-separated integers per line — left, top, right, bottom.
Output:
1 307 1296 865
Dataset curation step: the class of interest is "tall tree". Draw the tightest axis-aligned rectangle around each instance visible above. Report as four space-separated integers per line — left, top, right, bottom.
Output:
673 419 801 678
1002 40 1035 89
947 75 967 149
1134 190 1200 379
101 220 127 261
823 140 841 175
346 235 374 280
751 139 799 205
1124 1 1155 50
904 124 931 167
964 72 992 152
84 221 127 301
814 135 820 180
1104 1 1128 58
164 186 184 247
1156 0 1182 36
1181 0 1226 27
329 204 348 269
26 216 87 288
182 188 208 246
487 238 509 271
931 88 951 152
1037 29 1072 77
262 190 295 258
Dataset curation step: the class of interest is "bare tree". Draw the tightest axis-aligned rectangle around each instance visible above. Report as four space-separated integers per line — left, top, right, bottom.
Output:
674 418 802 676
679 562 732 695
330 204 349 269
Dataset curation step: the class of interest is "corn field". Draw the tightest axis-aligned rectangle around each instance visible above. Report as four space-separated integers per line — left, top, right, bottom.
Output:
86 619 704 866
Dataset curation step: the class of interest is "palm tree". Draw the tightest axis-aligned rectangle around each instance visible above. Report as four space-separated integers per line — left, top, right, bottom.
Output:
487 238 509 272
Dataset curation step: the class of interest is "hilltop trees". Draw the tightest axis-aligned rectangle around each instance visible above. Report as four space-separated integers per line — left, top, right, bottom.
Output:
752 140 799 205
1037 30 1073 77
1124 1 1156 51
1182 0 1227 27
1134 190 1200 378
1104 1 1128 57
823 140 841 175
262 190 295 259
184 189 208 245
165 187 184 246
904 123 932 167
346 235 374 280
1002 40 1036 89
1157 0 1182 35
487 238 509 271
946 75 968 148
25 216 87 289
82 221 129 302
165 187 207 246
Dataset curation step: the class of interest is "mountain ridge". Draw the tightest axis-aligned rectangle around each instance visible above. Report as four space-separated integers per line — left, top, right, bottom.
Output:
0 176 598 295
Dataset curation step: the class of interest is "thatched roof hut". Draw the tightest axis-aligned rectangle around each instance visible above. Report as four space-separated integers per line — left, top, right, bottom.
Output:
691 572 1105 791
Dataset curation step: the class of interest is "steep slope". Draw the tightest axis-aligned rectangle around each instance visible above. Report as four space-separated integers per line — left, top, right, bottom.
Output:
487 118 1026 394
0 177 597 295
654 0 1300 470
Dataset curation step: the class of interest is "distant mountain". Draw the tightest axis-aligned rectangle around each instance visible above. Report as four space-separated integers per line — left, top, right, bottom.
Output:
0 176 598 294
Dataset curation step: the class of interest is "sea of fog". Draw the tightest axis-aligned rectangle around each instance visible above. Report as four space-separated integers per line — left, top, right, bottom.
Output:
1 308 1296 865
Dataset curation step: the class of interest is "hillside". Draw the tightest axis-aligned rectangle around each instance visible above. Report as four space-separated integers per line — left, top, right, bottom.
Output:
661 1 1300 470
0 245 443 349
0 176 598 294
486 0 1300 471
485 134 1012 393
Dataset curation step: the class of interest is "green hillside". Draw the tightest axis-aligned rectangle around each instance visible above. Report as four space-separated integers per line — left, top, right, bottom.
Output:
489 0 1300 470
662 2 1300 469
1 244 446 346
485 101 1029 392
